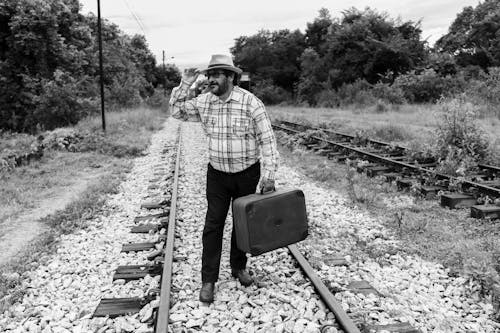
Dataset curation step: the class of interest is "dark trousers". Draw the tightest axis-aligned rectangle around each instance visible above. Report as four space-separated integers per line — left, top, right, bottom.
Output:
202 162 260 282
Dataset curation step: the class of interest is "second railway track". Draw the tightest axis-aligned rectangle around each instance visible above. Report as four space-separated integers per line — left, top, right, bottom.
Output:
273 120 500 220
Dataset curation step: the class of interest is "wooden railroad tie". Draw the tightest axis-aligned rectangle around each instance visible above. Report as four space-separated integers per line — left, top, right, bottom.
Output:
420 185 447 198
440 193 477 209
367 322 421 333
113 264 162 281
121 242 157 252
141 199 170 210
396 178 419 190
133 211 169 223
470 205 500 219
346 280 380 296
316 148 337 156
380 172 401 182
327 151 346 160
93 297 146 318
323 255 348 267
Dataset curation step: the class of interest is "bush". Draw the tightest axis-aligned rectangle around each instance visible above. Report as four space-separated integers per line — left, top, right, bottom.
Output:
392 69 461 103
315 89 339 108
372 124 411 142
433 96 492 175
335 80 376 106
371 82 406 104
20 71 96 132
145 88 170 109
106 73 144 109
297 77 325 106
0 132 44 174
463 67 500 117
252 79 292 105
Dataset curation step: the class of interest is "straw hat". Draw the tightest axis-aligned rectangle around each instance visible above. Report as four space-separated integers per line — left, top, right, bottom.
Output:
200 54 242 74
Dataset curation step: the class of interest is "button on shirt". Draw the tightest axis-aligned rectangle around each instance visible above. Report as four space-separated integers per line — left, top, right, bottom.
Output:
169 81 279 180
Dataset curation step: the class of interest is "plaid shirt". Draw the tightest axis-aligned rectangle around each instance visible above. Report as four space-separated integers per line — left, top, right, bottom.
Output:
169 81 279 180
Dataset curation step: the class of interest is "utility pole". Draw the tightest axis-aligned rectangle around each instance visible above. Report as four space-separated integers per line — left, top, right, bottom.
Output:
97 0 106 131
162 50 166 97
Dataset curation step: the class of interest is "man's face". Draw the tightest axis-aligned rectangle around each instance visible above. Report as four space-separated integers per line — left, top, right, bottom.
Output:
206 70 232 96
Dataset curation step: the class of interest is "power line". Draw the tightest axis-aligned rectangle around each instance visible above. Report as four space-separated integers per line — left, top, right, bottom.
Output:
122 0 147 35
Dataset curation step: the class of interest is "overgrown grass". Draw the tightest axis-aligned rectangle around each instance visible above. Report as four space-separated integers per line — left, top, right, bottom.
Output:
0 158 130 311
269 104 500 153
276 133 500 318
0 151 115 224
74 107 167 157
0 107 166 310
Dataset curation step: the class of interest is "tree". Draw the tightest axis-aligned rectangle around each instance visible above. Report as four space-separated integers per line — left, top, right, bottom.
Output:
231 30 276 81
231 29 305 94
305 8 335 56
435 0 500 68
153 64 181 90
322 8 427 88
0 0 91 131
297 48 328 105
0 0 159 132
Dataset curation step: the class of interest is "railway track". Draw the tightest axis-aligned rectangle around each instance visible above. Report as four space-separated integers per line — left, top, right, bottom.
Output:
2 118 498 332
87 119 499 332
90 122 364 332
273 120 500 220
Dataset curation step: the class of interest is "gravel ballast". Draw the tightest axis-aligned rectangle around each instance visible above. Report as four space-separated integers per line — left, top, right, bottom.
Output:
0 119 180 333
0 118 498 333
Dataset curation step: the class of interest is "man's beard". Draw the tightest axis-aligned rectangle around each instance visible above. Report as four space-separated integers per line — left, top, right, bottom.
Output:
210 79 229 96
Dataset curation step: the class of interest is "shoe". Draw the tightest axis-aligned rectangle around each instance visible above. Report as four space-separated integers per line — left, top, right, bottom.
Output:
199 282 215 303
231 268 253 287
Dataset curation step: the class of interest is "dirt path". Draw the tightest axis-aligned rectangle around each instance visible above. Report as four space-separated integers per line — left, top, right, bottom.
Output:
0 172 103 267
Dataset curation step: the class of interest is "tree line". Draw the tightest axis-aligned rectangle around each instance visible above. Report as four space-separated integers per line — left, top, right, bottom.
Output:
231 2 500 109
2 0 499 133
0 0 181 133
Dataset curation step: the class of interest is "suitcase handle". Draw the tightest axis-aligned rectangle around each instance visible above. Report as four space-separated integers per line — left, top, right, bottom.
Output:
260 186 276 195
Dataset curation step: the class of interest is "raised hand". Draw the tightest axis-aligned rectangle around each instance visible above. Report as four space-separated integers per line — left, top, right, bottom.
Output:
182 68 200 85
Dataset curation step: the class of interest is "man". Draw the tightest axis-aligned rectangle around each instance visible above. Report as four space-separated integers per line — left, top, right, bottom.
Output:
169 54 279 303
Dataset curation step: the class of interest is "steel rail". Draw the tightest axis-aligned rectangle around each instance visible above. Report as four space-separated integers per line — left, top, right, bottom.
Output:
478 164 500 174
288 244 361 333
274 123 500 198
155 127 182 332
278 120 408 151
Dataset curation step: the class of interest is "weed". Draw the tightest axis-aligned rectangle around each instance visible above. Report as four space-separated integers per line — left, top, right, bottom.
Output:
372 124 411 142
433 96 491 174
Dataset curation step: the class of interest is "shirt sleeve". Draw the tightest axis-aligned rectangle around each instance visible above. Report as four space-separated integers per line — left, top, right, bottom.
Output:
169 80 201 122
250 97 279 180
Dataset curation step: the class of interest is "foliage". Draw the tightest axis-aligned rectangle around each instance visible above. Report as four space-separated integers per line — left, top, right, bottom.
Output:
0 134 44 174
304 8 334 57
251 79 292 105
231 29 306 94
296 48 327 105
32 70 96 130
371 82 406 104
145 89 170 109
435 0 500 69
153 64 182 91
462 67 500 117
0 0 177 133
234 8 427 106
322 7 427 88
433 96 491 175
392 69 461 103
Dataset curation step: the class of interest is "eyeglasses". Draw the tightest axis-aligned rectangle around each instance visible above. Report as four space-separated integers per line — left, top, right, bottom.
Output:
206 70 226 78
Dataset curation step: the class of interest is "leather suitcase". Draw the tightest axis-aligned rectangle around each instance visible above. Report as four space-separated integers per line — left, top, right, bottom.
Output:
232 188 308 256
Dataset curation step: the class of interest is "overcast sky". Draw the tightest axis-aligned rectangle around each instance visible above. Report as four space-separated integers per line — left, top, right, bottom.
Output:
79 0 480 70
